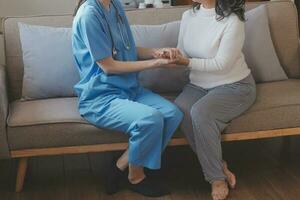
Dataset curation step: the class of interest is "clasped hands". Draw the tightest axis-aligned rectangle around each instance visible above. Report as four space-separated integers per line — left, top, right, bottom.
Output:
152 48 190 67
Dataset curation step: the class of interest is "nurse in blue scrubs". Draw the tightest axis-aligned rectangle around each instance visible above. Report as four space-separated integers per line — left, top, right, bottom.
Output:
72 0 183 197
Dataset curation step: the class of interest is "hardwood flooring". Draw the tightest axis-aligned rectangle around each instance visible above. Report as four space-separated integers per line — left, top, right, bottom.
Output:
1 137 300 200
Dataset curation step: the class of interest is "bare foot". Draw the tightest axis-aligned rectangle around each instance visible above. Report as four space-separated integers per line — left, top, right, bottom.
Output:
223 161 236 189
211 180 229 200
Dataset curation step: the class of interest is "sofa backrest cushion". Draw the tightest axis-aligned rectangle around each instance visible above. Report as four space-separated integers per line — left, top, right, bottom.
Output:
132 21 190 93
18 21 187 100
19 23 79 100
131 21 181 48
4 15 74 101
245 1 300 80
3 1 300 101
243 5 288 83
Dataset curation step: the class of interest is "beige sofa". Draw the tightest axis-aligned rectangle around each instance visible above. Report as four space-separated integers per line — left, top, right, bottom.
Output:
1 0 300 192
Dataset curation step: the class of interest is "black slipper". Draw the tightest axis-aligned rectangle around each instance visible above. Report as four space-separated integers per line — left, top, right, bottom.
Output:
128 177 170 197
104 158 127 195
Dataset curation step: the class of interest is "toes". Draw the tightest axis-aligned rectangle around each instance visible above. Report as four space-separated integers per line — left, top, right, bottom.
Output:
226 173 236 189
222 162 237 189
229 174 236 189
212 193 223 200
212 194 218 200
211 181 229 200
212 193 227 200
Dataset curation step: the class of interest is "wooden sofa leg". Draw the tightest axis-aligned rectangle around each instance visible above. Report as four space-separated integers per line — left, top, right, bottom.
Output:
15 157 28 192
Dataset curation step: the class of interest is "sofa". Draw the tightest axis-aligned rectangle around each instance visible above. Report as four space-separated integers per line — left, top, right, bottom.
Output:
1 0 300 192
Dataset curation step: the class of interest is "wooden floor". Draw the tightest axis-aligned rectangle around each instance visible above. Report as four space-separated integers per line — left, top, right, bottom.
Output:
1 137 300 200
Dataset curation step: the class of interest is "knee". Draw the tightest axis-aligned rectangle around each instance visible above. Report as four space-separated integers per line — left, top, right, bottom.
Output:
165 102 184 122
136 109 164 132
174 98 187 114
150 110 165 128
190 104 212 124
172 105 184 123
190 104 223 135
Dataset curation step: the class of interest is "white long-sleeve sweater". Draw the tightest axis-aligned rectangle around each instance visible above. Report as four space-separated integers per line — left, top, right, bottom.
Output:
177 5 251 89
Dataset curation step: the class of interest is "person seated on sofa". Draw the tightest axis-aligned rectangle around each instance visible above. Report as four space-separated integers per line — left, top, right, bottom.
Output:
165 0 257 199
72 0 183 197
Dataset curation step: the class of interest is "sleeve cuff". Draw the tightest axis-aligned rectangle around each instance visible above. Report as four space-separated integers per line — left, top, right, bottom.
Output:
187 58 194 70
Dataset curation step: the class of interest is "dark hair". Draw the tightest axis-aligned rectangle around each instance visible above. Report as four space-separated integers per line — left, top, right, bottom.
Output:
193 0 245 22
74 0 87 16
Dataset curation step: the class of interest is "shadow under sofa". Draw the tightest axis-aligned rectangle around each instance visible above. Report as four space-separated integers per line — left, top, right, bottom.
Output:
1 0 300 193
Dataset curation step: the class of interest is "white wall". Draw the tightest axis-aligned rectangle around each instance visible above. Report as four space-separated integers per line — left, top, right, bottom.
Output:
0 0 77 17
0 0 78 65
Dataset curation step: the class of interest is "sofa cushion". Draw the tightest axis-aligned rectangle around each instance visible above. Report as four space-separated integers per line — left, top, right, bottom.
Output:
17 21 188 97
7 97 127 150
7 79 300 150
7 123 129 150
139 66 189 93
225 79 300 133
18 23 79 100
243 5 288 83
0 17 3 33
244 2 300 79
7 94 177 127
4 2 300 101
7 97 84 127
132 21 189 93
15 5 288 99
131 21 181 49
7 95 181 150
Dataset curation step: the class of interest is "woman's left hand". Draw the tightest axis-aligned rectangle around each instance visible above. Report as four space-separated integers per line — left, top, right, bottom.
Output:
175 52 190 66
168 50 190 66
153 48 190 66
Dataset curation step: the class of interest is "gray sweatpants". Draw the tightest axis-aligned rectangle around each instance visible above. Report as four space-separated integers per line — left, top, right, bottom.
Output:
175 74 256 183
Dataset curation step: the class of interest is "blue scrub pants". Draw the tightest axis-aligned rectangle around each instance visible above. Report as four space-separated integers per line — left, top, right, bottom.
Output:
82 87 183 170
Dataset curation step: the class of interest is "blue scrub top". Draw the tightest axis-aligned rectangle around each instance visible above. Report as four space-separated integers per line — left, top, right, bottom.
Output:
72 0 139 104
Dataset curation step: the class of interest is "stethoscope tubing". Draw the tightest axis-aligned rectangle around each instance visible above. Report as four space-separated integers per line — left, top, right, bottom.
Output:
96 0 131 58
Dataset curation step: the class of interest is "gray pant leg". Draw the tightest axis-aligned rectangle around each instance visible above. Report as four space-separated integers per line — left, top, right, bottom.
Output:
175 84 207 152
191 74 256 183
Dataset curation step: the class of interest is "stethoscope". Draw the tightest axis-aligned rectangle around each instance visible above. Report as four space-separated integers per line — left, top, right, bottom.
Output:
96 0 131 58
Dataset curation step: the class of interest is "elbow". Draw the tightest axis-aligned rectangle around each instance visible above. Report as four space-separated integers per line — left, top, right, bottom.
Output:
215 63 228 72
97 62 115 75
96 57 119 75
214 59 233 72
101 66 113 74
102 66 121 75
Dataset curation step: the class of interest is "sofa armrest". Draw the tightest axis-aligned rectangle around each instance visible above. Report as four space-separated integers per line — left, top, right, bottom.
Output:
0 65 10 159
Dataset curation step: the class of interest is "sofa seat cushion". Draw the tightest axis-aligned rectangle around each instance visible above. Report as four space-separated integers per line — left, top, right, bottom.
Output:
225 79 300 133
8 97 84 127
7 95 177 127
6 98 122 150
7 79 300 150
7 95 181 150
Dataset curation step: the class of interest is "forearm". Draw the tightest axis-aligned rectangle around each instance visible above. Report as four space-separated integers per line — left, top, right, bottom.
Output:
188 57 224 72
137 47 156 60
98 58 160 74
188 51 242 72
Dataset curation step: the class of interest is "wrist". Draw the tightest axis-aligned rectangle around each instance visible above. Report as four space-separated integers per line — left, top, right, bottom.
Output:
150 48 159 59
180 57 190 66
149 59 160 68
